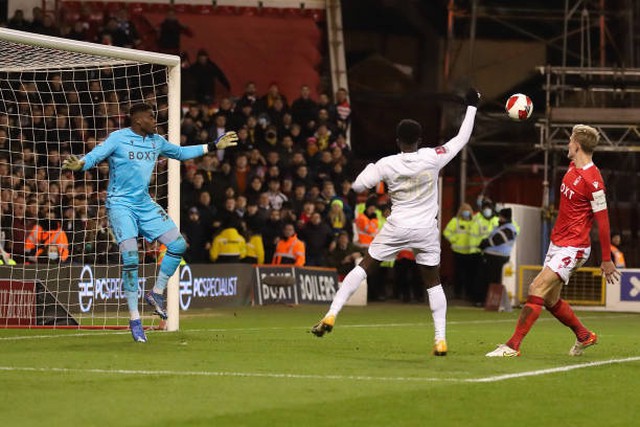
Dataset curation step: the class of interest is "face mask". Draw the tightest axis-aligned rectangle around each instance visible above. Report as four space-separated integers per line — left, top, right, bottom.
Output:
461 211 472 220
482 208 493 218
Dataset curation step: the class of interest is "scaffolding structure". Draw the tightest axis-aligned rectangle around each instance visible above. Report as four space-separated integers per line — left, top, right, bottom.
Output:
445 0 639 264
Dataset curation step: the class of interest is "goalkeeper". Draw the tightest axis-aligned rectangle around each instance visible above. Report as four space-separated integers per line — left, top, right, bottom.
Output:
62 103 237 343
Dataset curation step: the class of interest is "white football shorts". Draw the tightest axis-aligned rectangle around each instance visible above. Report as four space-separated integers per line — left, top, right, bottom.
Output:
368 222 441 266
544 242 591 284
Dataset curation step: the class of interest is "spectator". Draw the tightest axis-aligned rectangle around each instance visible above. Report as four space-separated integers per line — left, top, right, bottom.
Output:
158 9 191 54
189 49 230 104
99 17 130 47
257 82 288 114
24 213 69 263
478 208 519 304
262 208 283 262
610 232 626 268
272 223 305 266
300 212 333 266
327 198 347 237
8 9 30 31
355 196 379 250
244 200 266 235
243 228 265 264
38 14 60 37
334 87 351 132
474 198 499 245
209 226 246 263
266 178 288 210
290 85 317 130
182 207 211 263
30 7 45 33
236 81 259 111
290 184 308 217
115 9 141 48
327 230 363 278
66 19 90 42
443 202 479 301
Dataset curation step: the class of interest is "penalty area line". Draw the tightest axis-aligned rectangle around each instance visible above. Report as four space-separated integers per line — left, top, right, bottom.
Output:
0 357 638 383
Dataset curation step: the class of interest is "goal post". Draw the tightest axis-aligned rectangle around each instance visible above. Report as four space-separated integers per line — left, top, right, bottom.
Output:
0 28 181 331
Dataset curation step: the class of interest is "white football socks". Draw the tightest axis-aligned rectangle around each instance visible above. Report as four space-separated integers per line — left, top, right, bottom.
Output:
427 284 447 341
327 265 367 318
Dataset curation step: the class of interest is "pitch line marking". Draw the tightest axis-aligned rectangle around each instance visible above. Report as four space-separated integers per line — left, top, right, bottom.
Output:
0 314 635 341
0 357 638 383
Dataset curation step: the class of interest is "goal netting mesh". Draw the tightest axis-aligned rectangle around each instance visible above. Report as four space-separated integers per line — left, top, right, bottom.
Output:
0 29 179 329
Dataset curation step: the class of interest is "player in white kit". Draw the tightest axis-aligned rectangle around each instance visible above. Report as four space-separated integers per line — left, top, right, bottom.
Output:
311 89 480 356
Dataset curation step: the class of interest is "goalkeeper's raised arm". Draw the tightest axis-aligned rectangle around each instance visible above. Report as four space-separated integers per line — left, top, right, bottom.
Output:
61 102 237 343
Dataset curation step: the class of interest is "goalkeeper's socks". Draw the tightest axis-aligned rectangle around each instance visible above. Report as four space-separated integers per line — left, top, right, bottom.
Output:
125 290 140 320
547 299 590 341
327 265 367 318
506 295 543 350
427 285 447 341
153 271 170 294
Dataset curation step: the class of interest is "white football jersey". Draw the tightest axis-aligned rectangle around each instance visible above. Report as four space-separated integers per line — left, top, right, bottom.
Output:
352 106 477 229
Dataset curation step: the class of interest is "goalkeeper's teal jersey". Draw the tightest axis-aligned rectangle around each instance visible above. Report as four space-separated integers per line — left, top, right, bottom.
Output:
82 128 205 207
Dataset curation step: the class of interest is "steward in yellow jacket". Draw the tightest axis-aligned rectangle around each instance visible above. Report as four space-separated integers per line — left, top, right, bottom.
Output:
210 227 247 263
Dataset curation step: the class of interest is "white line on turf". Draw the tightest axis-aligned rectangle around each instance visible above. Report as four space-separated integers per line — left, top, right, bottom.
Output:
0 357 638 383
0 314 635 341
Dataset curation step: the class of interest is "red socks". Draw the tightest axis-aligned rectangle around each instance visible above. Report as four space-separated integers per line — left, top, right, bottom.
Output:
547 299 590 342
506 295 544 351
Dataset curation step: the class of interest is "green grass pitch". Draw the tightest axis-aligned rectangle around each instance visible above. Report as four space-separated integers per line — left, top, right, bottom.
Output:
1 304 639 427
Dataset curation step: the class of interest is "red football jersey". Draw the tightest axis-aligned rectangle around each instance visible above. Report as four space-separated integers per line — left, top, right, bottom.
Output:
551 162 607 248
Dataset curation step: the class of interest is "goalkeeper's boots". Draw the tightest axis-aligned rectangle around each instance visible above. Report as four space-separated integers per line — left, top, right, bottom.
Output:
311 315 335 337
129 319 147 343
433 339 448 356
569 331 598 356
144 291 168 320
485 344 520 357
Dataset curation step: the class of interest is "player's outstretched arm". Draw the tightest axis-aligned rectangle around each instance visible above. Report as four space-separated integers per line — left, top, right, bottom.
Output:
435 88 480 167
61 155 85 171
208 131 238 151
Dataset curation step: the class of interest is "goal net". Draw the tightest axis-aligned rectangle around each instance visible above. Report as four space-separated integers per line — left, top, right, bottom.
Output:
0 28 181 331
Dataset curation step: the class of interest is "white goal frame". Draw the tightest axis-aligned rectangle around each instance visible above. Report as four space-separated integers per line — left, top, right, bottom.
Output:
0 27 182 331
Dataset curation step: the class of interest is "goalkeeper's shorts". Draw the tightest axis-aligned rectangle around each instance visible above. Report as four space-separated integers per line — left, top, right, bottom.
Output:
107 201 177 244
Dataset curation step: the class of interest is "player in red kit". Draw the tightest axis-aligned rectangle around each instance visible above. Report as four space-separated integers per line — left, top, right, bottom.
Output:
486 125 620 357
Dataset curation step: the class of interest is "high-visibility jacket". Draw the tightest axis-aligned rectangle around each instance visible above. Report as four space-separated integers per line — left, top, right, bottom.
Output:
611 244 626 268
245 234 265 264
272 233 305 266
210 228 247 262
473 213 499 246
443 217 478 255
355 213 379 247
24 225 69 262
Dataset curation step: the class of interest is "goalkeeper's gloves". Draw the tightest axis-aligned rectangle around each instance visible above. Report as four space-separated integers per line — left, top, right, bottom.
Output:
208 131 239 151
62 155 85 171
465 88 481 107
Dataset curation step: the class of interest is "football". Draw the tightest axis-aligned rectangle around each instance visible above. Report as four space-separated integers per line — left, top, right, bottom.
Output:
505 93 533 121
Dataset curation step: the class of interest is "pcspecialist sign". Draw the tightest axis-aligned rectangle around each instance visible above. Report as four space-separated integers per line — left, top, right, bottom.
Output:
0 264 254 316
178 264 253 309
